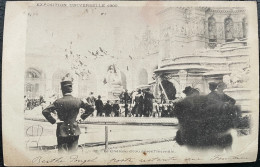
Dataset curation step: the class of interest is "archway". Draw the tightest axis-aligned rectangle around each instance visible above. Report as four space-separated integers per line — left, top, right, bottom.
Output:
25 68 44 99
224 17 234 42
208 16 217 42
161 80 176 100
138 68 148 85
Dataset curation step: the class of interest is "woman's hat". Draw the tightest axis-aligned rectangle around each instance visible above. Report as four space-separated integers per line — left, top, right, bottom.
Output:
209 82 218 91
183 86 193 95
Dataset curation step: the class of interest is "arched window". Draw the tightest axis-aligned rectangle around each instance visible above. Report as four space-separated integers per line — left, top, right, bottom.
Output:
242 17 248 38
25 68 43 98
25 68 41 79
224 17 234 42
208 16 217 42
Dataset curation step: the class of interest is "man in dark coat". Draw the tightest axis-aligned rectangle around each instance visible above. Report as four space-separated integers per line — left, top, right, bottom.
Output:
42 80 94 153
113 100 120 117
174 95 236 150
123 90 130 117
207 82 221 105
134 89 144 117
123 89 130 104
143 88 154 117
95 95 103 117
217 82 236 105
104 100 113 117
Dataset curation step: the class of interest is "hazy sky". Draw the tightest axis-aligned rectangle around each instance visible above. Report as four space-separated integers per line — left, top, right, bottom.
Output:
26 6 162 59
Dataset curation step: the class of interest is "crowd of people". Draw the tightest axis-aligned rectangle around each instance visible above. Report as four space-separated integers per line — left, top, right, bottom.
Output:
39 79 242 153
25 82 240 122
24 96 45 111
81 88 176 118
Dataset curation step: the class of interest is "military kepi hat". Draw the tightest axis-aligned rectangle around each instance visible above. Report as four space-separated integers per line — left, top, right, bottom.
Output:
61 80 72 94
61 80 72 87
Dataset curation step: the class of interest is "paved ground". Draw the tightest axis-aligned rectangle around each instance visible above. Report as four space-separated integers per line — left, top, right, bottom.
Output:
25 120 178 153
24 107 253 155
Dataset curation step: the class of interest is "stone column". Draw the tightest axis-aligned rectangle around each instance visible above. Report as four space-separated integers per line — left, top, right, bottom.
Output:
187 8 207 53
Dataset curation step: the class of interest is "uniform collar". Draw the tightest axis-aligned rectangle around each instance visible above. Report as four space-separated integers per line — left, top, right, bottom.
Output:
64 93 72 96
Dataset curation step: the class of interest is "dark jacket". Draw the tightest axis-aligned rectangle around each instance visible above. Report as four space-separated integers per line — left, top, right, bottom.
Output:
104 103 113 116
174 95 237 148
207 91 220 100
218 93 236 105
42 94 94 137
113 104 120 112
208 91 236 105
95 99 103 112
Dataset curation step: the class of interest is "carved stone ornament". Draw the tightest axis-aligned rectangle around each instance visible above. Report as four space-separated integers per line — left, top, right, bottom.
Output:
229 65 250 88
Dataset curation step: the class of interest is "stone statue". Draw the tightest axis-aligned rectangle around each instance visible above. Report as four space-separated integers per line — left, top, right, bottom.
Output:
223 75 231 88
104 65 122 86
104 65 123 100
229 66 250 88
225 17 234 42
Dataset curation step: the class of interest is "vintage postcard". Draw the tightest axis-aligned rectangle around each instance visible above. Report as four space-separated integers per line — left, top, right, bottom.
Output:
2 1 259 166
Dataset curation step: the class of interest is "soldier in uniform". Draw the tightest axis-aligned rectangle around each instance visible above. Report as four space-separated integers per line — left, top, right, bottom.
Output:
42 80 94 153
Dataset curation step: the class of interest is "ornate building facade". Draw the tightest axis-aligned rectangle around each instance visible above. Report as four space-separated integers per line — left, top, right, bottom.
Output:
24 7 250 110
153 7 250 111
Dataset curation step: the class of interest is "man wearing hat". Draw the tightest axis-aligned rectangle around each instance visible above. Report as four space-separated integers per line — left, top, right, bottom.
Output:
42 80 94 153
143 88 154 117
182 86 195 97
207 82 219 101
95 95 103 117
135 89 144 117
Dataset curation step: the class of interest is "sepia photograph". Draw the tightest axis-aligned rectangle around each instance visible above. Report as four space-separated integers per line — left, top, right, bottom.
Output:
2 1 259 165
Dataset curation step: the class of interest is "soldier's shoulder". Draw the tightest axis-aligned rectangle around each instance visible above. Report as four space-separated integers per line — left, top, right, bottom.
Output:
53 98 62 103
